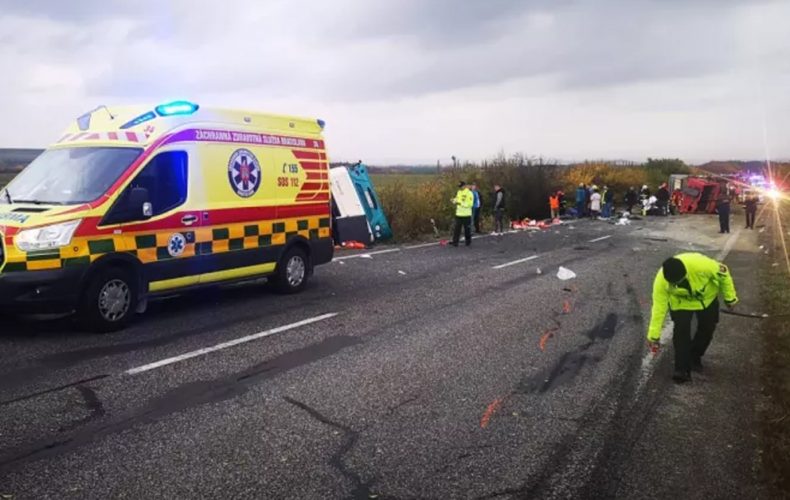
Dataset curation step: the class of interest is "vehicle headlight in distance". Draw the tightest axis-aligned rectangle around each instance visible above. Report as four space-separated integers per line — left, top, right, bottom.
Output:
16 220 81 252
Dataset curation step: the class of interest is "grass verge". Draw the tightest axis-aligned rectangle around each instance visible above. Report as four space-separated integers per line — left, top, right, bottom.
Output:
759 199 790 494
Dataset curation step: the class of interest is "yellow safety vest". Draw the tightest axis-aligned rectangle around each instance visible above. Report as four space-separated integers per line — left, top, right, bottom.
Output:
454 188 474 217
647 252 738 341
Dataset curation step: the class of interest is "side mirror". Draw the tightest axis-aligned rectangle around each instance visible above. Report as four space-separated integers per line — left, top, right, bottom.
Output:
128 187 152 220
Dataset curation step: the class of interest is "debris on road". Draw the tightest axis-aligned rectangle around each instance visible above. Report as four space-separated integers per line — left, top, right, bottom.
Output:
536 268 542 275
539 329 557 351
480 397 505 429
557 266 577 280
398 270 407 275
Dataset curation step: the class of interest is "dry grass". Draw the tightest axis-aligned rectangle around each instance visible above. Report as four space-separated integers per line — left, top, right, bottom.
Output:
758 200 790 494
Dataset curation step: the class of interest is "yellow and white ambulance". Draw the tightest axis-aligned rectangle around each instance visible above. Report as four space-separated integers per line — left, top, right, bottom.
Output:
0 101 333 331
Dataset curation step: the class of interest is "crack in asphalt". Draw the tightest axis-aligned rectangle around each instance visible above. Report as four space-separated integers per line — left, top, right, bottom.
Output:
283 396 374 500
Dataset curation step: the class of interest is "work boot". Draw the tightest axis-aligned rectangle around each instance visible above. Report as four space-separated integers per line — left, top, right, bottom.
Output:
672 369 692 383
691 356 703 373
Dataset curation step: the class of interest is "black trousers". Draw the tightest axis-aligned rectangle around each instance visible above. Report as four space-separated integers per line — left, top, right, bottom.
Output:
473 208 482 233
494 209 504 233
452 216 472 245
746 210 756 229
718 210 730 233
670 298 719 372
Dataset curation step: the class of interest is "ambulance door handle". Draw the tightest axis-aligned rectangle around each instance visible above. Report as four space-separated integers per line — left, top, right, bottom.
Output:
181 214 198 226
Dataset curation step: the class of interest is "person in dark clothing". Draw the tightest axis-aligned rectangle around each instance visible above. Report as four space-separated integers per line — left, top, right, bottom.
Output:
744 194 758 229
656 183 670 216
625 187 638 214
717 194 731 233
575 184 586 218
584 185 592 216
493 184 506 234
602 186 614 218
557 190 566 216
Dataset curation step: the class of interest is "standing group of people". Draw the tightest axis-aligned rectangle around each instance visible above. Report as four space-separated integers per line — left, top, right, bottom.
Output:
573 184 615 218
716 191 760 233
451 181 507 246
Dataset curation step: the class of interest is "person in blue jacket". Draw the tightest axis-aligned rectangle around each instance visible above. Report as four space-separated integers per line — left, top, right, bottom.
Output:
575 183 586 218
471 182 483 233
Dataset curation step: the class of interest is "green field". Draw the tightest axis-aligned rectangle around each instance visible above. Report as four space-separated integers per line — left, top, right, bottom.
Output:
370 173 439 188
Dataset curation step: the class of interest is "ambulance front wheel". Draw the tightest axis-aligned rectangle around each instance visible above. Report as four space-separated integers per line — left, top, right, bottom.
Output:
77 266 138 333
271 247 309 294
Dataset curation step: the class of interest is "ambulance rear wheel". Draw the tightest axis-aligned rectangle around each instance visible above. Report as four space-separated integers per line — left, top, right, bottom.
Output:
77 267 138 333
271 247 309 294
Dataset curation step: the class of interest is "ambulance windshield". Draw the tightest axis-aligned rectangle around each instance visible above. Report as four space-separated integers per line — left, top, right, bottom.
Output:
5 147 142 205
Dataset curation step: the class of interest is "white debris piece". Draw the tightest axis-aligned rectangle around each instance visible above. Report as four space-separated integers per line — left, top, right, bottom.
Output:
536 268 542 275
759 228 766 233
398 270 407 275
615 217 631 226
557 266 577 280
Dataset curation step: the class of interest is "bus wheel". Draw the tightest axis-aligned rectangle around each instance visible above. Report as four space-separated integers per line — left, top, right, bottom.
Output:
77 267 138 333
272 247 309 294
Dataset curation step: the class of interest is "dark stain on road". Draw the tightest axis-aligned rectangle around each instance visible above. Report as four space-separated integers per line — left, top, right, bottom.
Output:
58 385 107 433
0 335 363 472
586 313 618 340
517 313 619 394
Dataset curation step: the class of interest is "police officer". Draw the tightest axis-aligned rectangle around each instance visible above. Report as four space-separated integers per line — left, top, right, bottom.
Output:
647 253 738 383
451 181 474 246
717 192 731 233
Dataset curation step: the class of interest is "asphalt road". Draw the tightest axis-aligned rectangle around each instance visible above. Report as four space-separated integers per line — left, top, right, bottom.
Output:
0 215 765 499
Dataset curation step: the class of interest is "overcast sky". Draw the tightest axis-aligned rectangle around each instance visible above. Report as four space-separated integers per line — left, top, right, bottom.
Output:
1 0 788 164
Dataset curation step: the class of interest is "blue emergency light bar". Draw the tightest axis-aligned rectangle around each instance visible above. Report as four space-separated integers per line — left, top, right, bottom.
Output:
120 111 156 129
317 119 326 129
155 100 199 116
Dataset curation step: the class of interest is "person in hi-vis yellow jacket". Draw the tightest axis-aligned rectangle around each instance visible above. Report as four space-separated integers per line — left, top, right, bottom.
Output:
451 181 474 246
648 252 738 383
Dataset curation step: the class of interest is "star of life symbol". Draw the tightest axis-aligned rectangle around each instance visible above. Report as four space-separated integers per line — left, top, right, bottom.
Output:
168 233 186 257
228 149 261 198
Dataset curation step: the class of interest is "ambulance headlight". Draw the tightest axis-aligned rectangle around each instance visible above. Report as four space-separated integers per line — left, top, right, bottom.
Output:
16 220 81 252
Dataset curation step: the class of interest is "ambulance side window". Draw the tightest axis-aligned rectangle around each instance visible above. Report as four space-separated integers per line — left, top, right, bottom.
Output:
103 151 188 224
131 151 188 216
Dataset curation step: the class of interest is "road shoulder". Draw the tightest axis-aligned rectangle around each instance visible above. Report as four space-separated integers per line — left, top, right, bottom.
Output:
611 219 775 499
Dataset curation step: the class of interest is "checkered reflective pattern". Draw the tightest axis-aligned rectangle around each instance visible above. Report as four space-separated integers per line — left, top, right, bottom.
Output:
0 217 330 272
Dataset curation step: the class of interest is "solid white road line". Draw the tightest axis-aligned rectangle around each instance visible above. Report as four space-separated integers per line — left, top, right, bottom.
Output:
589 235 612 243
332 248 401 261
124 313 338 375
716 228 742 261
404 242 439 249
492 255 539 270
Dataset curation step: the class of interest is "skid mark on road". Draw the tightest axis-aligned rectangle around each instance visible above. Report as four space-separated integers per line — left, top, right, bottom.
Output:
0 335 363 471
519 314 619 394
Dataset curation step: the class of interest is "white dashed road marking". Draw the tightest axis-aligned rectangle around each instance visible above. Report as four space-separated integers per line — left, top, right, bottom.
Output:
124 313 338 375
332 248 401 261
492 255 540 270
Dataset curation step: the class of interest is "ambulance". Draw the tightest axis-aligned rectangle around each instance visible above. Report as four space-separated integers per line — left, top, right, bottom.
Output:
0 101 333 332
